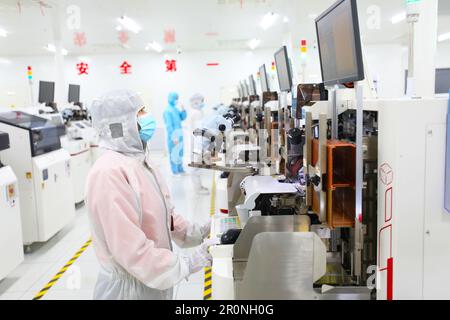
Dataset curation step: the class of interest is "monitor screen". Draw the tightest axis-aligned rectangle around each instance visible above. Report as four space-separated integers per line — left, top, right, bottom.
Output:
248 75 257 96
315 0 364 86
436 69 450 94
274 46 293 92
239 82 246 97
38 81 55 104
0 131 9 152
243 80 250 97
446 98 450 213
259 64 270 93
68 84 80 103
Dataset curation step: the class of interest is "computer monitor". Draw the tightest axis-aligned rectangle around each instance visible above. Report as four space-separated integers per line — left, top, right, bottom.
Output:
0 131 9 152
435 69 450 94
38 81 55 104
248 75 257 96
239 82 246 97
237 86 243 99
315 0 364 86
259 64 270 93
68 84 81 104
274 46 293 92
243 80 250 97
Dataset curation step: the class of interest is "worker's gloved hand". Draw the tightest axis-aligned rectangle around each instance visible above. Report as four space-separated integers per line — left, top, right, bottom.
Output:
200 220 211 239
187 238 220 274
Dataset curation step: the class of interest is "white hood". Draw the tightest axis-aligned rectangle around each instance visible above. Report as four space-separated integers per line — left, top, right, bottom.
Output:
90 90 145 160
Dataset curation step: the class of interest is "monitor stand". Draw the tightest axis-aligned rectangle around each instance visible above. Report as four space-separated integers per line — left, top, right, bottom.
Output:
45 102 59 113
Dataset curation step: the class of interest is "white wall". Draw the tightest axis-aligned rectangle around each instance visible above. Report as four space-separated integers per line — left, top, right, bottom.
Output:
0 49 280 124
1 43 449 120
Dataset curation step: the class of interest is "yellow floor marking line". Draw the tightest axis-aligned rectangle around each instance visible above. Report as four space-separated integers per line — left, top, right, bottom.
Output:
204 174 217 301
33 238 92 300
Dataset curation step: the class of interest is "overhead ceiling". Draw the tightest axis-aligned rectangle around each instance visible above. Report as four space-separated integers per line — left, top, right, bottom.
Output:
0 0 449 57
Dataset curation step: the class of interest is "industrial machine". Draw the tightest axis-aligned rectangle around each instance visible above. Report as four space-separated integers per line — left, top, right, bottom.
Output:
60 134 91 205
0 131 24 280
61 84 90 125
69 119 100 164
0 111 75 247
233 175 308 229
38 81 59 114
206 0 450 301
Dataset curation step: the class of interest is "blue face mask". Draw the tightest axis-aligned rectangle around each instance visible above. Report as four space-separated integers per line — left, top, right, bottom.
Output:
138 114 157 143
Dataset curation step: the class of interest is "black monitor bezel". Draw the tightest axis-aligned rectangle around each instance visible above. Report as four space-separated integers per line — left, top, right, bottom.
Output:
274 46 293 92
237 85 243 99
259 64 270 93
68 84 81 104
239 82 245 98
38 81 55 104
315 0 364 86
242 80 250 97
248 75 257 96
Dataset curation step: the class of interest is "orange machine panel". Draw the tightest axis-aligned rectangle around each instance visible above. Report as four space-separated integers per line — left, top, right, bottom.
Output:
327 140 356 188
311 139 356 229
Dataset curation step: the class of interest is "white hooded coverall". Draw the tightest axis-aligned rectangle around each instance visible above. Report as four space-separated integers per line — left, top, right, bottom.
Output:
86 90 207 300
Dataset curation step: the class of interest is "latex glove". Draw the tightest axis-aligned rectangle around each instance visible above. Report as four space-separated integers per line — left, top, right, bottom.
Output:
187 238 220 274
200 220 211 239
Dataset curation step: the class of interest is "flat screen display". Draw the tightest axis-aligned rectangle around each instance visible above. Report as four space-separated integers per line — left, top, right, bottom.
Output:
239 82 246 97
274 46 293 92
249 75 257 96
259 64 270 93
315 0 364 86
68 84 80 103
38 81 55 104
436 69 450 94
243 80 250 97
237 86 243 98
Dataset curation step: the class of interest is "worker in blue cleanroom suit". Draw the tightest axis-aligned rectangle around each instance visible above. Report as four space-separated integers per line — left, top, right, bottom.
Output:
163 92 187 175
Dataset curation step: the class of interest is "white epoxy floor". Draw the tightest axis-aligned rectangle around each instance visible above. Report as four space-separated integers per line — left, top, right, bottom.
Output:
0 153 213 300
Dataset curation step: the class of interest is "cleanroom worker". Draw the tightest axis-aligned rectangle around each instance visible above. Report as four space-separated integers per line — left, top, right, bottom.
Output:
86 90 216 300
163 92 187 175
188 93 209 195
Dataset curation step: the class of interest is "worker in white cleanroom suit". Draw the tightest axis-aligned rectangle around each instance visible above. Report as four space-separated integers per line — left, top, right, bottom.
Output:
188 93 210 195
86 90 217 300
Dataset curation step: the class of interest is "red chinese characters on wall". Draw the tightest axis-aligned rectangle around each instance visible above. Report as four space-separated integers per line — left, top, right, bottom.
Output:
165 59 177 72
118 31 129 45
120 61 132 74
164 29 176 44
74 32 87 47
76 62 89 75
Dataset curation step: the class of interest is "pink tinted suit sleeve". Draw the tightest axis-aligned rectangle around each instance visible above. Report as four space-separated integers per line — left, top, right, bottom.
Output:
88 168 190 290
171 214 206 248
